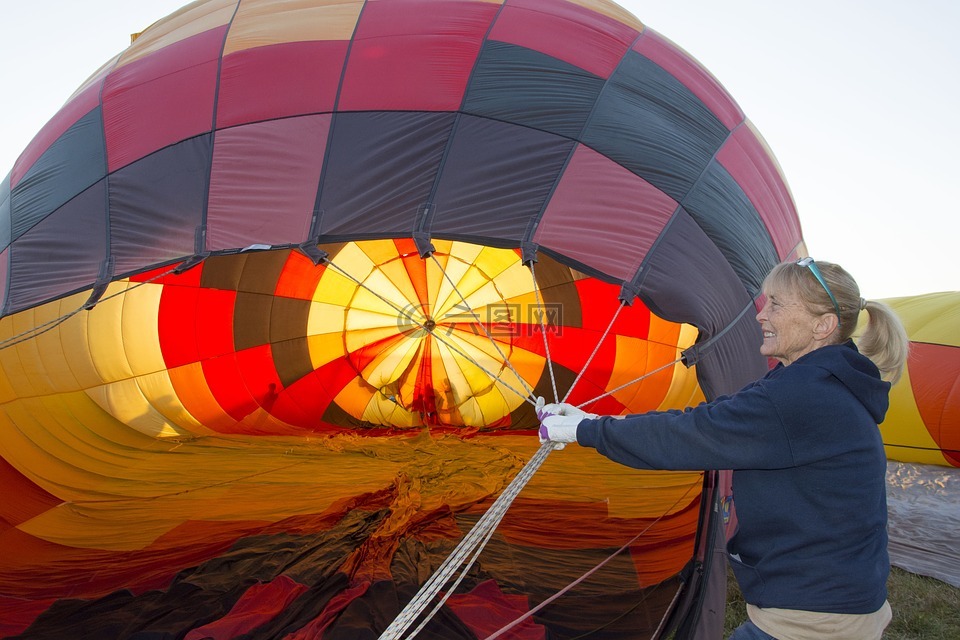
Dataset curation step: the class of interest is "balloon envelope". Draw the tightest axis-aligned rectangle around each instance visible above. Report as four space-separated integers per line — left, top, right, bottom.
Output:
881 292 960 467
0 0 803 636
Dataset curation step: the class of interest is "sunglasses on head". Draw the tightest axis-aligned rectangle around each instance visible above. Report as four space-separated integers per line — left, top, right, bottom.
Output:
796 257 841 325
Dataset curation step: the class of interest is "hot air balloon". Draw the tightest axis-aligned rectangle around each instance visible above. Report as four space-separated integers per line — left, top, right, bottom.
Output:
880 292 959 467
0 0 803 637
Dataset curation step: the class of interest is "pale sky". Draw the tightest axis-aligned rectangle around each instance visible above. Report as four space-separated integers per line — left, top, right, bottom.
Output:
1 0 956 299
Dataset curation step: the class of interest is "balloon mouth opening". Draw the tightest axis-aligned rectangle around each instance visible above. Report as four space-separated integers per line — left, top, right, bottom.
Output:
23 239 700 435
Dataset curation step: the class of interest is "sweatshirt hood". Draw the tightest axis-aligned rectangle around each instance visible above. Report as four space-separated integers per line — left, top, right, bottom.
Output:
793 340 890 423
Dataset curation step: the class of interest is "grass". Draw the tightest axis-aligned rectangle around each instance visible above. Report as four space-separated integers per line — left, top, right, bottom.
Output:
721 565 960 639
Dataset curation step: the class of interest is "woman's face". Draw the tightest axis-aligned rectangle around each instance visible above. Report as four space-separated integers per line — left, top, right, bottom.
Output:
756 285 823 366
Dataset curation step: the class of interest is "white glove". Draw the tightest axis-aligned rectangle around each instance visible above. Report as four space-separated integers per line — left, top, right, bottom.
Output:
537 401 598 420
538 414 583 448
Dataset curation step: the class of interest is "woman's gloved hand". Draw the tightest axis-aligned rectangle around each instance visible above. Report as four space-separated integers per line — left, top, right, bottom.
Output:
538 414 582 447
535 397 595 448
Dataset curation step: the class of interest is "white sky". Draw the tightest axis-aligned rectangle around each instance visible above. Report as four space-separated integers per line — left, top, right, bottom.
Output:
1 0 956 299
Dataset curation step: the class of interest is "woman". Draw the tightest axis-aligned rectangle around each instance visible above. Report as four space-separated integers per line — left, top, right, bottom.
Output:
539 258 908 640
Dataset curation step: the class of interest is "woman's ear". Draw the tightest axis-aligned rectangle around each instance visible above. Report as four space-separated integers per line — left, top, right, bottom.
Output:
813 313 840 340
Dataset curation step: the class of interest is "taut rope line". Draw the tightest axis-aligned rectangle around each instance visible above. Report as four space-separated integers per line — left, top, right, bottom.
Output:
377 440 559 640
0 262 187 351
561 299 626 404
482 478 701 640
528 261 559 403
575 356 685 410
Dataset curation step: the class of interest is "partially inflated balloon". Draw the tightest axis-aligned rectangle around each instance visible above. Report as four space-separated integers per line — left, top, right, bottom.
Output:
881 292 959 467
0 0 802 636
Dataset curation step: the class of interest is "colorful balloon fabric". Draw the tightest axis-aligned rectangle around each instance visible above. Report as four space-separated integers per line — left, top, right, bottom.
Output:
881 292 960 467
0 0 803 637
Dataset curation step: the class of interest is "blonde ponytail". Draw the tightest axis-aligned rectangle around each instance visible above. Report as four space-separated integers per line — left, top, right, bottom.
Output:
855 299 909 385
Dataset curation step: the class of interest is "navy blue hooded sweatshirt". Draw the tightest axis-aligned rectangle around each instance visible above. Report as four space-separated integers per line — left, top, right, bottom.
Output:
576 341 891 614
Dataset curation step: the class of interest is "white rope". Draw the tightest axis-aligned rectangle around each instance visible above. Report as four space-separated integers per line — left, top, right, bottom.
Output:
528 261 559 403
574 356 683 410
0 262 186 351
562 300 626 404
403 518 500 639
481 478 701 640
377 441 560 640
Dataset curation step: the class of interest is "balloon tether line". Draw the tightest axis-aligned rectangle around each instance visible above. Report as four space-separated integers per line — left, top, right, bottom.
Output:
481 478 701 640
0 262 191 351
376 440 560 640
561 300 626 404
528 261 559 403
575 356 684 410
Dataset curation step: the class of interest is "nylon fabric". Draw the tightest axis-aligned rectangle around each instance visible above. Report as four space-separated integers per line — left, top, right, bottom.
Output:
464 41 607 139
9 108 105 244
222 0 363 57
633 29 743 130
7 183 107 313
716 122 801 259
0 174 10 249
317 112 457 237
636 209 765 396
0 0 802 329
489 0 638 79
103 27 226 173
206 116 329 250
116 0 238 68
683 161 780 297
10 82 107 190
337 0 497 112
431 116 575 242
0 433 700 637
535 145 677 282
583 50 729 203
108 136 210 275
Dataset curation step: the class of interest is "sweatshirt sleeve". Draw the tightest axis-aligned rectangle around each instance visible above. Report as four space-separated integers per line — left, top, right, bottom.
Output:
576 383 798 471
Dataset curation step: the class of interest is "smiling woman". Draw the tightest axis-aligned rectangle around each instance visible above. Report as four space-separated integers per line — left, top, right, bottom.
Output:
762 259 909 382
540 256 910 639
756 287 831 366
757 258 845 366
